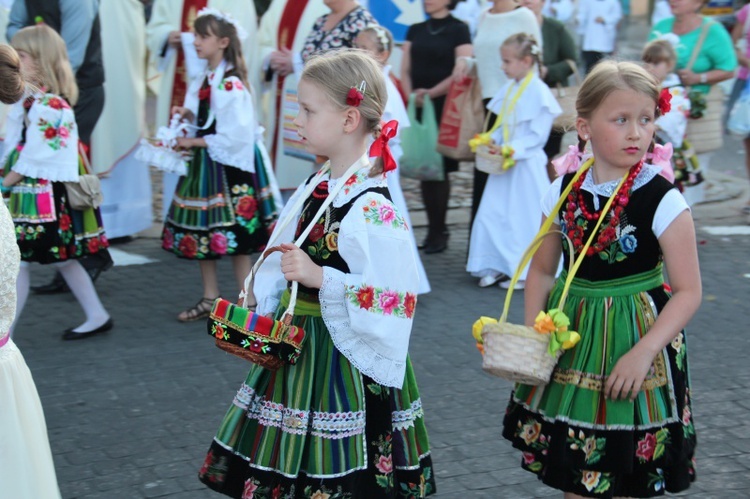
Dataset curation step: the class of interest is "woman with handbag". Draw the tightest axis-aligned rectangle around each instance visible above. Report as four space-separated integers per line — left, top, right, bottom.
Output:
198 50 435 498
402 0 472 254
452 0 541 236
1 25 111 340
522 0 577 179
649 0 736 204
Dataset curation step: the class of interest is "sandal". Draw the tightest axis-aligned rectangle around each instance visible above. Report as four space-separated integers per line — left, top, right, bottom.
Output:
177 297 215 322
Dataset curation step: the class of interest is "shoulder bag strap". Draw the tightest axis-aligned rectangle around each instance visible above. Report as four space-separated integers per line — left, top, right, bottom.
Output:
687 19 713 74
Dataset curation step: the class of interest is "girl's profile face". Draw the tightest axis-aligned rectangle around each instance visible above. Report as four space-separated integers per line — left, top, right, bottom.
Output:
294 79 347 157
578 88 656 173
501 46 532 81
354 32 388 66
193 29 228 61
644 60 674 82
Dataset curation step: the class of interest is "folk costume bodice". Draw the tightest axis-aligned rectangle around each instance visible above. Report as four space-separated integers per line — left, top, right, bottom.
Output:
253 161 420 388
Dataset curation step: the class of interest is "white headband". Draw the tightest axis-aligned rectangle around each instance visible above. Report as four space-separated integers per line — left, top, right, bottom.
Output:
196 7 248 41
365 24 390 52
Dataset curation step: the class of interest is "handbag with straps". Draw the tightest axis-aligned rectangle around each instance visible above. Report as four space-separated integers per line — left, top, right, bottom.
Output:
684 19 724 154
477 159 629 385
64 144 103 210
206 156 369 369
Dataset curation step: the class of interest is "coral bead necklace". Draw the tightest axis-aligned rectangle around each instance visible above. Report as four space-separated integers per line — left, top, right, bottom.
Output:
564 160 644 257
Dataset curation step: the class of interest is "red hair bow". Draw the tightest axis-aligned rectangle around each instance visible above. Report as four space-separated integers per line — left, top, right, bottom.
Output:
658 88 672 115
369 120 399 173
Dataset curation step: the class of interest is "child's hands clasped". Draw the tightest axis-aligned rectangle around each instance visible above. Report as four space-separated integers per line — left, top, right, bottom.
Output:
604 345 656 401
280 243 324 289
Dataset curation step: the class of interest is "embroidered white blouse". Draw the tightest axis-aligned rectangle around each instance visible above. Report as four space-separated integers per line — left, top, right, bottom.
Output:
183 60 260 173
1 93 79 182
253 161 420 388
656 75 691 148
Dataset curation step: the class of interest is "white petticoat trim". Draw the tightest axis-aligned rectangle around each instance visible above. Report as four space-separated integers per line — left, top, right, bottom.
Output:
11 158 78 182
319 267 406 388
135 139 187 176
392 398 424 431
205 136 255 173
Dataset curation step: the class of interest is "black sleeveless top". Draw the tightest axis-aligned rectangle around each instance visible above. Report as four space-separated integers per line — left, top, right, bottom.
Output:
558 171 676 281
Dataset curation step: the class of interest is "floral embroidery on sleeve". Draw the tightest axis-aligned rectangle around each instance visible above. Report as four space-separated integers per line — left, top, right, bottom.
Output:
346 284 416 319
38 117 74 151
362 199 407 230
220 77 244 92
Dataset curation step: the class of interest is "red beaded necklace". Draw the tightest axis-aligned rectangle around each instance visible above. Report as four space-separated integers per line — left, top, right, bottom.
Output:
564 161 644 257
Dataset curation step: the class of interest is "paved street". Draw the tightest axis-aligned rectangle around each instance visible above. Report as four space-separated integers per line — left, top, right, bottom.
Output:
13 15 750 499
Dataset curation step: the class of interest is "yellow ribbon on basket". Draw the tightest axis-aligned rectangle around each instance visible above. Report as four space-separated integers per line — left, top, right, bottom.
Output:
469 71 534 154
473 157 631 357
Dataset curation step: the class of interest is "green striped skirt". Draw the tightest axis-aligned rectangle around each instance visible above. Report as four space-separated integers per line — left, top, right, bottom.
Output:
503 266 696 498
199 291 436 498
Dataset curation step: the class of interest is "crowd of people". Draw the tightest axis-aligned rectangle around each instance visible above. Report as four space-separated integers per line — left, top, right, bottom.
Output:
0 0 747 497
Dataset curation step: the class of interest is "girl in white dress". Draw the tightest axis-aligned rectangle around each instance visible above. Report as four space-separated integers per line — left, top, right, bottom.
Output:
0 43 61 499
354 24 431 294
467 33 561 289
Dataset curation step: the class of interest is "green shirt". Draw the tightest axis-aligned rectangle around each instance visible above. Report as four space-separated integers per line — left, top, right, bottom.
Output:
542 16 578 87
649 17 737 94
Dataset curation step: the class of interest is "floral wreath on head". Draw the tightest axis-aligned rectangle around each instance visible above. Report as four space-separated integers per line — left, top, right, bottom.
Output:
364 24 391 52
196 7 248 41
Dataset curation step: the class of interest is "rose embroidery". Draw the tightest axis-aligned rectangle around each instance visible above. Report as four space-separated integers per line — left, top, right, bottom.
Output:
242 479 258 499
375 455 393 474
355 285 375 310
581 471 602 492
636 433 657 461
309 223 325 243
178 234 198 258
404 293 416 319
209 232 228 254
236 196 258 220
378 290 401 315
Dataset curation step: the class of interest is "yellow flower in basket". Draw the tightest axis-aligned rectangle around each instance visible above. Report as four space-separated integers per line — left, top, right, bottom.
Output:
534 309 581 356
469 132 492 152
472 316 498 343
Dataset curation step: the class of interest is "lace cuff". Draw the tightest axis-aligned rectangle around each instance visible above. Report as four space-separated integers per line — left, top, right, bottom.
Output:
319 267 347 313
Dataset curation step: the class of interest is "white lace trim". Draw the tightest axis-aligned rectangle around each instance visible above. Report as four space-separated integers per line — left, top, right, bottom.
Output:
205 135 255 173
135 139 188 175
0 337 19 360
319 267 406 388
583 164 661 210
392 398 424 431
12 159 79 182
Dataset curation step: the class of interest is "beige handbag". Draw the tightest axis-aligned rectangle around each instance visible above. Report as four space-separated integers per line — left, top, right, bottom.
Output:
64 146 102 210
552 59 582 132
684 21 724 154
437 74 485 161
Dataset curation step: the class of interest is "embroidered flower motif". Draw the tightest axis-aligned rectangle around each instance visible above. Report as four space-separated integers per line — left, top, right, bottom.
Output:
178 234 198 258
58 213 71 231
47 96 64 109
375 454 393 474
520 420 542 445
242 479 258 499
582 436 598 462
213 324 226 340
619 234 638 254
404 293 416 319
325 232 338 252
199 86 211 101
162 228 174 250
636 433 657 461
87 237 100 254
58 245 67 260
249 339 264 353
309 223 325 243
310 491 330 499
44 126 57 139
378 203 396 224
58 126 70 139
379 290 401 315
581 470 602 492
682 404 692 426
209 232 228 254
224 81 233 91
236 195 258 220
355 285 375 310
671 332 683 352
362 199 407 229
522 452 535 465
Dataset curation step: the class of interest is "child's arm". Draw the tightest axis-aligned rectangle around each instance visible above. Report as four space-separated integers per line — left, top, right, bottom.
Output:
605 210 701 401
175 137 207 150
2 171 24 187
524 218 563 326
279 242 323 289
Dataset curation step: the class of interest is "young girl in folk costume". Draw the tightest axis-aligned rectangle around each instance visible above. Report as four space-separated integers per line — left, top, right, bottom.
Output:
642 38 700 190
467 34 561 290
165 9 278 322
198 50 435 498
354 24 431 295
503 61 701 497
1 25 111 340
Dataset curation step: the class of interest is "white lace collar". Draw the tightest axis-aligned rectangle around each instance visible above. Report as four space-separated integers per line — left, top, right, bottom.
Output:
583 163 661 210
324 160 388 208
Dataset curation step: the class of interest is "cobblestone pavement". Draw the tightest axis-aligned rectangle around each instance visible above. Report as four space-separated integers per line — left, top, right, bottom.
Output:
14 16 750 499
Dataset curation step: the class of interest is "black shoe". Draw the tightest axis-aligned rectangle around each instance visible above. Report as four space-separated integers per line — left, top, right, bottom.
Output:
62 319 114 340
423 233 449 254
31 275 68 295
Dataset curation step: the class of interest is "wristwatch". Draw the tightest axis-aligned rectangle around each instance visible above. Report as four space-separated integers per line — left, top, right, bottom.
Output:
700 73 707 84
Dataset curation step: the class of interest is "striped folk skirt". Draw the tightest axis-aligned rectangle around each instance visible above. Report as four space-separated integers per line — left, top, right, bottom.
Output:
503 266 696 498
199 291 436 498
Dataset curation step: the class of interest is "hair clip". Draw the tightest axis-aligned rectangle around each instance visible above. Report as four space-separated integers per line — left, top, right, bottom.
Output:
196 7 248 41
658 88 672 115
346 80 366 107
530 44 540 56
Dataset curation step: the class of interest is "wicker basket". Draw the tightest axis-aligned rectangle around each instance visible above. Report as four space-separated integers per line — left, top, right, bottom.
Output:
475 144 510 175
481 322 562 385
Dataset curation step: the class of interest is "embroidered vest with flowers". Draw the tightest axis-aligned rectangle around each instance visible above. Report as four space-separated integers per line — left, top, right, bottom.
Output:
558 170 675 280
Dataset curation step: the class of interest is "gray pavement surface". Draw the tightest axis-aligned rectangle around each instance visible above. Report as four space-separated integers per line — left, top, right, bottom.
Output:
13 15 750 499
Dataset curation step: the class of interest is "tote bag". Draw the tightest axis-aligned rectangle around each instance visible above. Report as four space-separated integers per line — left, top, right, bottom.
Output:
400 94 444 181
437 76 484 161
728 78 750 136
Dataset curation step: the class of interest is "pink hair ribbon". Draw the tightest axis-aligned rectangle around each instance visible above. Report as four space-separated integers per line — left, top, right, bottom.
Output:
647 142 675 183
552 145 592 177
369 120 399 173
